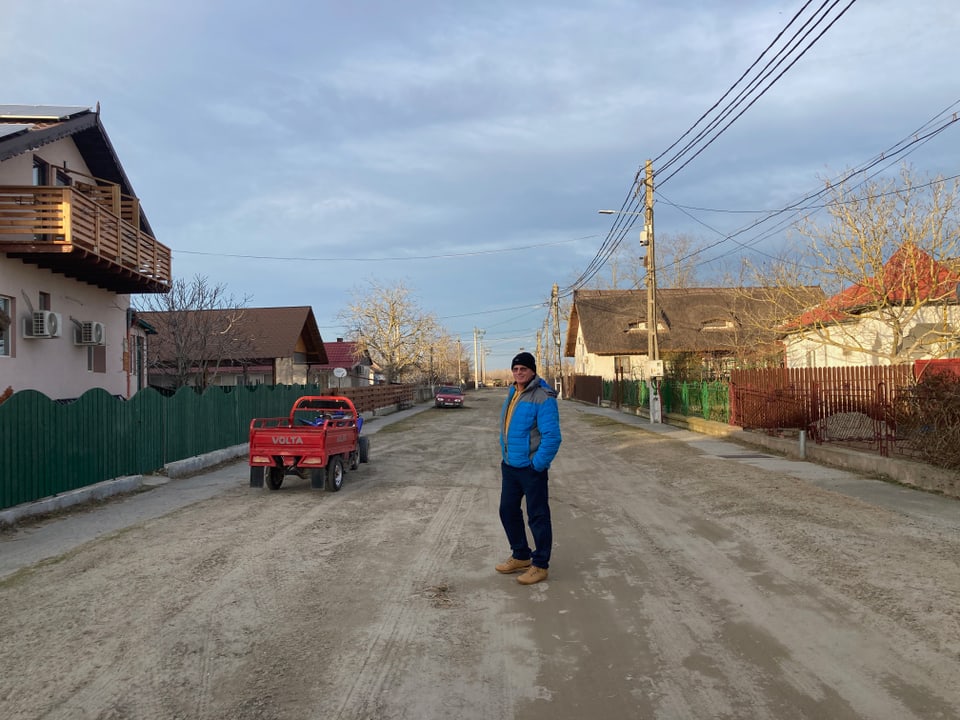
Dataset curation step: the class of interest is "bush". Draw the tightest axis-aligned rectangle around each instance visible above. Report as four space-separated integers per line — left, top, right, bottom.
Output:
894 372 960 471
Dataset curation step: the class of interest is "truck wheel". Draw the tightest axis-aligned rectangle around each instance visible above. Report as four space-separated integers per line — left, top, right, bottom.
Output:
326 457 344 492
250 466 264 488
266 467 284 491
359 436 370 463
349 450 359 471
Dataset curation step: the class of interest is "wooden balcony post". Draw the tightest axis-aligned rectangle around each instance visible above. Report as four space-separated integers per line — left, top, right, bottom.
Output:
61 187 72 244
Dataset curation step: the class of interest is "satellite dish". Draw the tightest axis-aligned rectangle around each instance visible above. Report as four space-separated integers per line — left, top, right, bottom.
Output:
333 367 347 378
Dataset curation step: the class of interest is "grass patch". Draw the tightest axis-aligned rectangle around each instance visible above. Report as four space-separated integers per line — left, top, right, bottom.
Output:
577 413 625 428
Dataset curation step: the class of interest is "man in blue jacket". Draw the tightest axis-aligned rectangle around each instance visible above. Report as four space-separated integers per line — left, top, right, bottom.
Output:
496 351 562 585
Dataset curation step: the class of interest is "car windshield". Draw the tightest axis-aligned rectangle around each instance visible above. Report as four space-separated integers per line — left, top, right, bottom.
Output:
438 387 462 395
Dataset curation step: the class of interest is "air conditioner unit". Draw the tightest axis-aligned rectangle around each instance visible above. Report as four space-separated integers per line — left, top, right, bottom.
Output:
24 311 62 339
75 320 106 346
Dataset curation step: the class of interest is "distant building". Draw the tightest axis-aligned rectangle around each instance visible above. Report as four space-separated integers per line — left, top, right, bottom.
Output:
316 338 375 388
139 306 328 389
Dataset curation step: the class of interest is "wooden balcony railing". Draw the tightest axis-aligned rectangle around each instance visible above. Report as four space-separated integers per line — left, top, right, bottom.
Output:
0 185 171 293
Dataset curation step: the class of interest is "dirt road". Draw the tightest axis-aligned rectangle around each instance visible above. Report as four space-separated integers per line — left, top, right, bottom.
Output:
2 391 959 719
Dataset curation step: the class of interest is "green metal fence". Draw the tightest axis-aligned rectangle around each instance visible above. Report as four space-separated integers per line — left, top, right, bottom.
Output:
0 383 406 511
600 379 729 423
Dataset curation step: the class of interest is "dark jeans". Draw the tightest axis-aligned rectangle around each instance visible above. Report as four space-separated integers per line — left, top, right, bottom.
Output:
499 461 552 569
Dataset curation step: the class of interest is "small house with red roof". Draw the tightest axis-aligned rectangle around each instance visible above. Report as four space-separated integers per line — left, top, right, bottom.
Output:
782 244 960 368
316 338 375 388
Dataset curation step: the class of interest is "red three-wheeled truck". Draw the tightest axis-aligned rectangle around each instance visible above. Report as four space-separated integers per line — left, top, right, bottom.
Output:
248 395 370 492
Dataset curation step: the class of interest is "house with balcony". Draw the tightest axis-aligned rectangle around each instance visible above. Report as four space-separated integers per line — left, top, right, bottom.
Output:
0 105 172 400
564 286 823 381
138 306 328 389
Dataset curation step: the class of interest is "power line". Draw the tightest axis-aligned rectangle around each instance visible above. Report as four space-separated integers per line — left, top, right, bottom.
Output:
568 0 858 298
657 104 960 277
653 0 821 169
173 234 597 263
657 0 860 186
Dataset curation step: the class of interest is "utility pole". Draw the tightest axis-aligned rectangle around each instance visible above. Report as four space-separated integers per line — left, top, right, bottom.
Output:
473 328 480 390
644 159 662 423
536 330 543 374
475 328 485 388
552 283 562 398
457 337 462 386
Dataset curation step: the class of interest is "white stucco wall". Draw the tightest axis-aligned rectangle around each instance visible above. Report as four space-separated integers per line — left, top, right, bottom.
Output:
0 137 90 184
1 137 132 399
784 308 960 368
0 262 132 399
573 326 646 381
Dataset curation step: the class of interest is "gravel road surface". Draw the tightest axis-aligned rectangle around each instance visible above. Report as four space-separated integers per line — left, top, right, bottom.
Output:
2 390 959 719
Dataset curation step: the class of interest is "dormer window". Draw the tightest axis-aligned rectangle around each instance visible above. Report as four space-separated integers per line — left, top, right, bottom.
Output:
701 318 734 331
628 320 666 332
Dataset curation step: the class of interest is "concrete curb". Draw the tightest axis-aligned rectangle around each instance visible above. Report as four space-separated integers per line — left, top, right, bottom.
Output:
164 444 248 479
0 474 144 526
1 444 250 527
588 401 960 499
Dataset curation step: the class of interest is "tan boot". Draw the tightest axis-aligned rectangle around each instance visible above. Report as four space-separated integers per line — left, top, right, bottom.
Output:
495 557 532 574
517 566 548 585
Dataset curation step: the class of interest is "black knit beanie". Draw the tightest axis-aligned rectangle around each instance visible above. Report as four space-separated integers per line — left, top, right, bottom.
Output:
511 352 536 373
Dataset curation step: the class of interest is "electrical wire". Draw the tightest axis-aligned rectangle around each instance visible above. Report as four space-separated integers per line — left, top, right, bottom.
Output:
657 0 859 186
658 104 960 278
173 234 596 263
569 0 859 298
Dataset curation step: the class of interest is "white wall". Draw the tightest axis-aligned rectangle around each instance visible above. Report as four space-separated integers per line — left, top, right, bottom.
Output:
0 137 90 184
573 326 647 381
1 137 131 399
784 308 960 368
0 262 131 399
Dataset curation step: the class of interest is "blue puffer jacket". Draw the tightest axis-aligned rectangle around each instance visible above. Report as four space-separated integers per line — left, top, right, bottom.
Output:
500 376 562 471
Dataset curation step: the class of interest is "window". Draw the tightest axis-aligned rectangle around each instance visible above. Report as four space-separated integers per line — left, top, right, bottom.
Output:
38 292 51 311
88 345 106 373
32 158 48 186
0 296 12 357
701 318 734 331
628 320 664 332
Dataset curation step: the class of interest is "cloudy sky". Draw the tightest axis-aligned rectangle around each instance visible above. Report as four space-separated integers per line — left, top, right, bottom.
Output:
3 0 958 369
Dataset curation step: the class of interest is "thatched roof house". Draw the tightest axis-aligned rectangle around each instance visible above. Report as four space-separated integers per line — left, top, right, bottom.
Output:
565 287 823 379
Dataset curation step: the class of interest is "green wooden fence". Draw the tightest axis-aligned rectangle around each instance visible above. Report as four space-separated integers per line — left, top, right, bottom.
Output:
0 383 411 511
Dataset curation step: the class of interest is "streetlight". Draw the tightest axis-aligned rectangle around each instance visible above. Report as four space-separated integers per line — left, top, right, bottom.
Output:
597 164 662 423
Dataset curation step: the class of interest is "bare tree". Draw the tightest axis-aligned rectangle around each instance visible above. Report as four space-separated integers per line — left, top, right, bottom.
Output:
580 232 709 291
658 233 710 289
744 165 960 365
338 280 441 384
135 275 252 390
428 331 470 385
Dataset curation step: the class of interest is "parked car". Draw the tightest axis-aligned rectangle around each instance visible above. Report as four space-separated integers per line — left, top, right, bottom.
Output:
435 385 465 408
